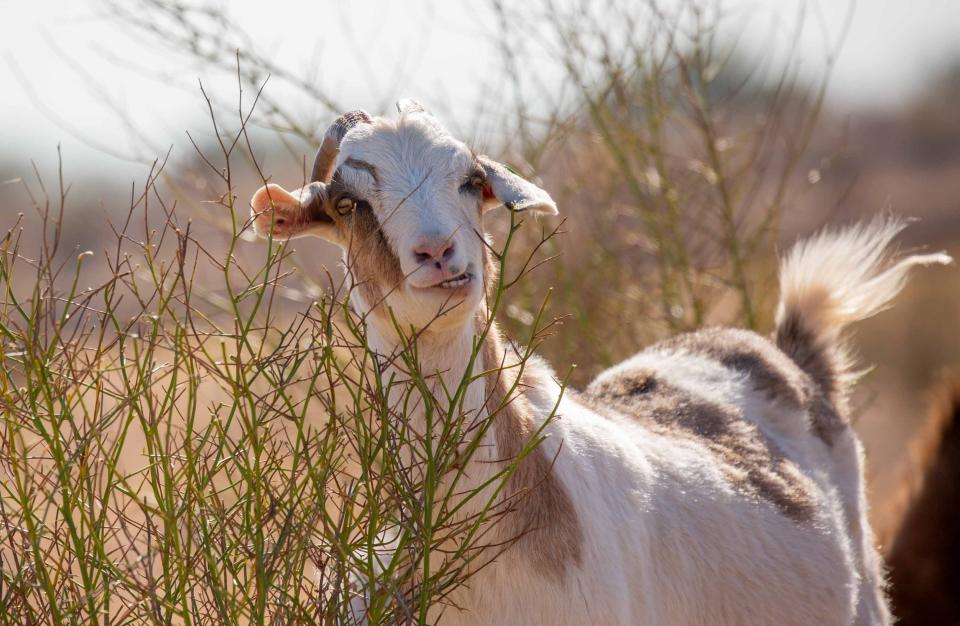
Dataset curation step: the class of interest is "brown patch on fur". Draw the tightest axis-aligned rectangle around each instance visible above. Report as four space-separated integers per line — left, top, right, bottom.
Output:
343 204 404 309
775 310 837 397
586 367 817 523
775 312 848 443
885 377 960 626
658 327 846 445
479 314 583 583
807 393 845 448
326 175 404 312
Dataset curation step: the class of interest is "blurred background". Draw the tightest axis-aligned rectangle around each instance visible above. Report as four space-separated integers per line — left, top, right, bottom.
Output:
2 1 959 622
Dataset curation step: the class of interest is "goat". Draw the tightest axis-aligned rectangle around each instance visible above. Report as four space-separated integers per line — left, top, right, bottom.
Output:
249 102 950 625
885 377 960 625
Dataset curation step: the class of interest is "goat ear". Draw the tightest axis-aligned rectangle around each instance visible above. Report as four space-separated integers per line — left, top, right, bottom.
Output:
396 98 428 115
250 183 335 241
478 156 558 216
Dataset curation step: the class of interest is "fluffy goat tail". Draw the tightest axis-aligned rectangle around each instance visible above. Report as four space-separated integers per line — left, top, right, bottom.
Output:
774 217 951 404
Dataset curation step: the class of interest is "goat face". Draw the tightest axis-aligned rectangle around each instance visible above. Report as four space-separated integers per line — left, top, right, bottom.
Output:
250 103 557 333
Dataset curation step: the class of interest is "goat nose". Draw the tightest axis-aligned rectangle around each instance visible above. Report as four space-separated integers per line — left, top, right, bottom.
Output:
413 239 455 268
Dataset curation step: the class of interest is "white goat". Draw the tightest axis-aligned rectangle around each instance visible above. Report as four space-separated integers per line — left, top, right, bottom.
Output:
250 102 950 626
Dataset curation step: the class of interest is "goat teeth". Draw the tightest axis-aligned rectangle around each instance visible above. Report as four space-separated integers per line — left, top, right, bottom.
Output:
439 275 470 288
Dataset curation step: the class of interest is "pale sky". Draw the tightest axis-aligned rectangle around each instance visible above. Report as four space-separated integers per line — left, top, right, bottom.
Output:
2 0 960 180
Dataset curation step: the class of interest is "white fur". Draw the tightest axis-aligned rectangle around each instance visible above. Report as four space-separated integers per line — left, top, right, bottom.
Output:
777 217 950 334
775 217 951 626
436 350 855 626
253 109 952 625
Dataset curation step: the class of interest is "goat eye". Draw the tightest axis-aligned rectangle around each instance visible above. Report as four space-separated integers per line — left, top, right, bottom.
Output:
335 196 356 215
462 172 486 193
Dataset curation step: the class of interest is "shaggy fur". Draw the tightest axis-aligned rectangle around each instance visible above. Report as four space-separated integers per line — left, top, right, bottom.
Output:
250 105 950 625
886 379 960 625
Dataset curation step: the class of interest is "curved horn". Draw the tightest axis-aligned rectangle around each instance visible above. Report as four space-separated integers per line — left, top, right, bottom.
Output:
395 98 449 138
310 110 372 183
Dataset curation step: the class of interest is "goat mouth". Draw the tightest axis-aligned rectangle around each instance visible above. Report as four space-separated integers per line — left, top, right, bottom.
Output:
428 271 473 290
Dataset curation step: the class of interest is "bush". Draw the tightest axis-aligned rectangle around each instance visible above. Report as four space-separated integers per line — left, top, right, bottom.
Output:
0 1 835 622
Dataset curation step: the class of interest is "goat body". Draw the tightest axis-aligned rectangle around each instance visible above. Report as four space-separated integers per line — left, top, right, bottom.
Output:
250 105 950 625
444 219 949 626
